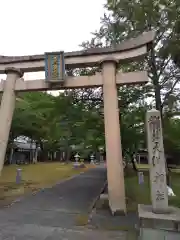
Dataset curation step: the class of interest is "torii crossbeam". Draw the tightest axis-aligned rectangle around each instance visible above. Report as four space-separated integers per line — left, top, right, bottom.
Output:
0 31 154 215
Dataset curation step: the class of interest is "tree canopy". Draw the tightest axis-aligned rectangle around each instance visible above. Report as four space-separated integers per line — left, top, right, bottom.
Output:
9 0 180 163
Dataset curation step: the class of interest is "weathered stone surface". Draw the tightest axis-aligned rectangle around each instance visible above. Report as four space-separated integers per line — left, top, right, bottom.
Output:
139 204 180 231
138 109 180 237
146 109 168 213
0 70 22 174
139 228 180 240
0 31 155 73
0 31 154 63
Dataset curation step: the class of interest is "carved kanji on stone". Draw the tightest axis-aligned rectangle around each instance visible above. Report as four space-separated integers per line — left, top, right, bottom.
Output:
148 115 161 143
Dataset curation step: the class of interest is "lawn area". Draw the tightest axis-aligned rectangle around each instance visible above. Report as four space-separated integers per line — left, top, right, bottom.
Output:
125 170 180 212
136 164 149 170
0 162 92 206
137 163 180 173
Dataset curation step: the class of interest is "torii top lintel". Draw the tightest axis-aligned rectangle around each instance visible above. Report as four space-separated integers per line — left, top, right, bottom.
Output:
0 31 155 73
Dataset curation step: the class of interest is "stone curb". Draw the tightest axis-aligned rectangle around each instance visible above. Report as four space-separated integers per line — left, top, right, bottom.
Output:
88 180 108 222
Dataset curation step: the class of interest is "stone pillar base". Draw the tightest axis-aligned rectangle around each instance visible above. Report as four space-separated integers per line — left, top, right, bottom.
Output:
99 193 126 216
138 204 180 239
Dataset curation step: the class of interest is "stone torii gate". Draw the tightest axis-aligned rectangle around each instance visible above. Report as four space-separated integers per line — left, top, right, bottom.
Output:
0 31 154 214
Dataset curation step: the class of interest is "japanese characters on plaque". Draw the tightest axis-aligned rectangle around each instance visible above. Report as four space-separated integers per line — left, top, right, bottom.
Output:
147 110 168 211
44 51 65 83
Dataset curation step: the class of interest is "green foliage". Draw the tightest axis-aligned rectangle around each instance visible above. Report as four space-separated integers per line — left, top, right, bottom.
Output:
91 0 180 114
11 86 148 159
164 118 180 153
11 91 104 152
87 0 180 157
10 0 180 161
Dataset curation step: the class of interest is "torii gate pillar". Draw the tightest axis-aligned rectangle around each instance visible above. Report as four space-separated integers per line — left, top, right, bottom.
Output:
102 58 126 214
0 67 23 174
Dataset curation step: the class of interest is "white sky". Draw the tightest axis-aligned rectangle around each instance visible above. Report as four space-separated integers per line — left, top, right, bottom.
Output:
0 0 105 81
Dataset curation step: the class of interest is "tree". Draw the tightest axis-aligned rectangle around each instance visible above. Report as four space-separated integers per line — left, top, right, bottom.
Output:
78 0 180 175
10 0 180 167
91 0 180 116
12 92 55 142
10 89 105 162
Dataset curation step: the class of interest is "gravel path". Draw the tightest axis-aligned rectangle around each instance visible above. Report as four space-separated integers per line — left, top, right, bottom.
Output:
0 166 127 239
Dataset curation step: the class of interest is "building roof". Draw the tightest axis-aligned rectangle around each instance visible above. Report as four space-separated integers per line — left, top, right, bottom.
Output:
14 141 36 150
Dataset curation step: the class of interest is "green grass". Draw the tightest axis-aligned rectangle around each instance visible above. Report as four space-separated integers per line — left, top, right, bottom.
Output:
75 214 89 226
0 162 93 206
93 166 180 213
137 163 180 172
125 170 180 212
136 164 149 170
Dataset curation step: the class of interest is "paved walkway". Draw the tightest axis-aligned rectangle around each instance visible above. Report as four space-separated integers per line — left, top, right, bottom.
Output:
0 166 128 239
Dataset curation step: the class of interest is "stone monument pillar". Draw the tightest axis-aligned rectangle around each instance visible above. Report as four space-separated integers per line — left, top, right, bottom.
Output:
146 109 168 213
138 109 180 237
0 67 23 174
101 58 126 214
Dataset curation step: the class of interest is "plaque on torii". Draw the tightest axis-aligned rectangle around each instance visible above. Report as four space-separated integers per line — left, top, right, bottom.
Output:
44 51 65 85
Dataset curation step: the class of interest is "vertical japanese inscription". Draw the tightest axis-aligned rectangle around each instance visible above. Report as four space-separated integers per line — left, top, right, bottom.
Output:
148 115 161 166
146 109 168 212
153 172 165 183
156 190 165 201
148 115 160 143
52 56 58 80
44 51 65 82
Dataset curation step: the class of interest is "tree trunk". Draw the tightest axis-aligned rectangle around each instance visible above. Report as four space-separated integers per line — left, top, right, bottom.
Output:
64 139 71 163
34 150 38 163
9 147 14 164
131 156 138 172
30 139 33 163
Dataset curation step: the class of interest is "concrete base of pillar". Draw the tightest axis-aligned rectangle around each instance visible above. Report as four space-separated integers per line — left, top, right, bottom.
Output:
138 204 180 232
110 208 126 216
99 194 126 216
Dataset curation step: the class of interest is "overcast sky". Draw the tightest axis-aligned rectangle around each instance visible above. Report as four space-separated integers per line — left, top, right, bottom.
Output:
0 0 105 80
